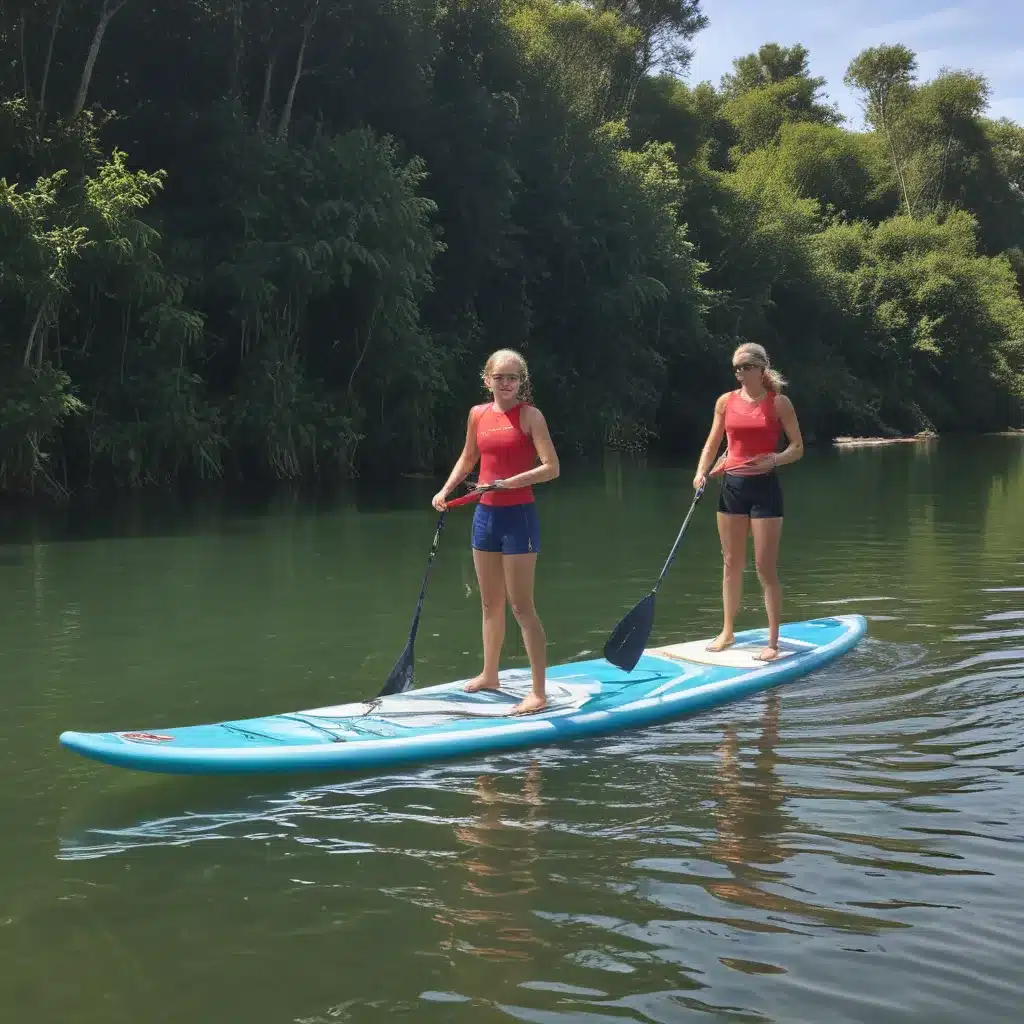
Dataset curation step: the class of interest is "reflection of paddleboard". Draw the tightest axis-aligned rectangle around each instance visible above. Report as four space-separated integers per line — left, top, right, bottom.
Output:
59 615 866 776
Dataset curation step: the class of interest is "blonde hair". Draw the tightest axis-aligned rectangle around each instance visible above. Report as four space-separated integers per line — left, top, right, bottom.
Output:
482 348 534 404
734 342 786 394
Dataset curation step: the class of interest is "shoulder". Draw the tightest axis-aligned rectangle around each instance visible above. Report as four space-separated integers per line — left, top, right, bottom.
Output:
467 403 490 435
520 404 552 438
714 391 735 414
772 393 795 415
519 402 543 427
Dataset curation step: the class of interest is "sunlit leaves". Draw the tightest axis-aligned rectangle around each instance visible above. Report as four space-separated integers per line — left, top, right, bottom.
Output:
814 212 1024 428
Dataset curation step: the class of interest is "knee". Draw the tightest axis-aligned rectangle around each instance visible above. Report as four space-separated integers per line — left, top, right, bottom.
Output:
480 593 505 618
722 550 744 576
509 598 537 624
755 559 778 585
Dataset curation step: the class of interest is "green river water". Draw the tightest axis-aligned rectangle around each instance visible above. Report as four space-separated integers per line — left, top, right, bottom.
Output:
1 435 1022 1023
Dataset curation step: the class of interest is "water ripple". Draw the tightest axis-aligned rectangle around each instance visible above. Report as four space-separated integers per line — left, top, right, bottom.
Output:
12 455 1024 1024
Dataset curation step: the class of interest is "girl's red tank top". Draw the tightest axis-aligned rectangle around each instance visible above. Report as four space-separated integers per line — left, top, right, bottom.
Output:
474 402 536 506
722 390 782 470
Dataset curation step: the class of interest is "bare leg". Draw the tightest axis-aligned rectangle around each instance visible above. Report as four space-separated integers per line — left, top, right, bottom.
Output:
465 549 506 691
751 516 783 660
707 512 750 651
502 552 547 714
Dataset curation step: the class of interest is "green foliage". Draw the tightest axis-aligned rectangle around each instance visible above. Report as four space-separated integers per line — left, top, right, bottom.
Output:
209 125 444 476
814 212 1024 430
529 124 711 449
717 42 843 157
722 76 843 155
0 366 85 497
731 122 891 222
0 6 1022 500
721 43 819 97
583 0 708 75
510 1 640 123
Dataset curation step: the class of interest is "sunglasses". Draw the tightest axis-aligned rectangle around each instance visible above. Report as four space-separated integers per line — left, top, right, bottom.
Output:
733 362 763 372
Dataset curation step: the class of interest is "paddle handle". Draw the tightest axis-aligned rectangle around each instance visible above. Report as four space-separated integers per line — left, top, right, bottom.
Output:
443 484 499 509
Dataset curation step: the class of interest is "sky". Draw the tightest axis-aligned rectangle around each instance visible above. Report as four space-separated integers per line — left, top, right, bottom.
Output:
685 0 1024 127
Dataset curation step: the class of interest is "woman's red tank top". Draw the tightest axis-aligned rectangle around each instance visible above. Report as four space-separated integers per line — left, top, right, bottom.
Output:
722 390 782 470
475 403 537 506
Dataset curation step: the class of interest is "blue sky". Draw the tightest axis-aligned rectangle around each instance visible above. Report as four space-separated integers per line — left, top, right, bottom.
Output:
685 1 1024 127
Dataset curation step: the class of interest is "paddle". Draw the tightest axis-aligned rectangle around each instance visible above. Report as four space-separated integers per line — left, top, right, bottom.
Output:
376 483 498 698
603 480 707 672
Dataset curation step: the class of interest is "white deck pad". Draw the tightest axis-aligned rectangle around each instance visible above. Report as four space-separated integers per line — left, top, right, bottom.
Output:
649 638 802 668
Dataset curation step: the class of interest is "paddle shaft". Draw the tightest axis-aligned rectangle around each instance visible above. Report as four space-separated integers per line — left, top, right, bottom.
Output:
649 480 705 596
404 483 498 624
378 482 499 696
602 480 708 672
408 482 498 614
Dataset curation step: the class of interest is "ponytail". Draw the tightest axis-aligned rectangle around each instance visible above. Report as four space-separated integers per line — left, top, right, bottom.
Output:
763 366 786 394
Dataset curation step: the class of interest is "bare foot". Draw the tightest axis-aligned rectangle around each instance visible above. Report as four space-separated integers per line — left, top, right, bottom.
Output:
705 631 735 653
464 674 500 693
511 693 547 715
754 646 779 662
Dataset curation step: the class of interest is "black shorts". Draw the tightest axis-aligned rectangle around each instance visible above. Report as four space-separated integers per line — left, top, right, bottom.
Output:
717 471 784 519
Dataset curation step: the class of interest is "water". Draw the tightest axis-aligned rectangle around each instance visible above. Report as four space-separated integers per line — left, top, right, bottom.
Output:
1 436 1022 1022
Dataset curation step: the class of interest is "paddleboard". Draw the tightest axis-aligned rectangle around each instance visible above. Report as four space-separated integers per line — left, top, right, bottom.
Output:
59 614 866 775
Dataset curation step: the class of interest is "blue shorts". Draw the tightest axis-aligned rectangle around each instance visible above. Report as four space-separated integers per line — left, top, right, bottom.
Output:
471 502 540 555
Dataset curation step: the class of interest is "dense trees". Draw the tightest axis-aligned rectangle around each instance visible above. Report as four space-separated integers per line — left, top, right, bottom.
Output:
0 1 1021 497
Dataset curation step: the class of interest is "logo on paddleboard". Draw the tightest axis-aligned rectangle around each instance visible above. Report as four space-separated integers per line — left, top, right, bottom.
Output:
120 731 174 743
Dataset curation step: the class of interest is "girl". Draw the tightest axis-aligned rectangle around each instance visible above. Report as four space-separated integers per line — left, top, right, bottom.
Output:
432 349 559 714
692 343 804 661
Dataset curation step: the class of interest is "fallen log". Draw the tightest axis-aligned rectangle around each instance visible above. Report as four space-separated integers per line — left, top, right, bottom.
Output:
833 431 937 448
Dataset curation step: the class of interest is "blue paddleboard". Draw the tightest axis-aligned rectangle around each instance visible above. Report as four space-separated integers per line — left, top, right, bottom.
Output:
59 615 866 775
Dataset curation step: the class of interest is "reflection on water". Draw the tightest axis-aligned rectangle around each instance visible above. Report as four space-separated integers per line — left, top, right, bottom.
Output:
707 693 789 904
436 764 546 965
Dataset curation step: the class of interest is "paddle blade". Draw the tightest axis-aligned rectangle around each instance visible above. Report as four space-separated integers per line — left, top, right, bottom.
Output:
603 591 656 672
378 638 415 698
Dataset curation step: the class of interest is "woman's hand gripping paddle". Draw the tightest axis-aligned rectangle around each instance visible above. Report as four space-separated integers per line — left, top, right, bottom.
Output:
602 481 707 672
377 484 498 698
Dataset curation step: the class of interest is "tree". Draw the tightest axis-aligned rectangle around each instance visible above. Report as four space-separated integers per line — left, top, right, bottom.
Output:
844 44 918 216
580 0 708 76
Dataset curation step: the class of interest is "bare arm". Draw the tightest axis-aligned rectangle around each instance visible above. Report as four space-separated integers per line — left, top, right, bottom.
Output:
437 408 482 497
694 393 729 482
490 406 560 490
772 395 804 467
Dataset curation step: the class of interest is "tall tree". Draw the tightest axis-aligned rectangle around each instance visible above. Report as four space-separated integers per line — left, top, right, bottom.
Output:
844 44 918 216
581 0 707 76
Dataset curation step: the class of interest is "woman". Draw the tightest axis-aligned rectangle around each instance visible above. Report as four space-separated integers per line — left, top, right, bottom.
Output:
692 343 804 661
432 349 559 714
